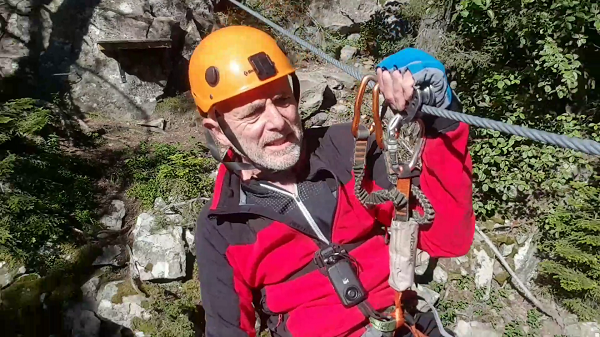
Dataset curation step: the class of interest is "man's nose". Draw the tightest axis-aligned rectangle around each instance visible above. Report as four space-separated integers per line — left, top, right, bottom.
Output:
263 100 286 130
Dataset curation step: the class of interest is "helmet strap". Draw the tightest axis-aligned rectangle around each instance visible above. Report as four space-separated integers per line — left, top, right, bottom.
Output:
291 73 300 105
203 127 255 172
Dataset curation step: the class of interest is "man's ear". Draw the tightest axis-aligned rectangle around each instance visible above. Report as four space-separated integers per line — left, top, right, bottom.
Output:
201 109 232 148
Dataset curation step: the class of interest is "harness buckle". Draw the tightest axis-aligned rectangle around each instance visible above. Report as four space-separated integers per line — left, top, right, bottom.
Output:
368 316 397 333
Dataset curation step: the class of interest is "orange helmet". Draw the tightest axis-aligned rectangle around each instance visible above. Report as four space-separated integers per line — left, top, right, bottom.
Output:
189 25 297 116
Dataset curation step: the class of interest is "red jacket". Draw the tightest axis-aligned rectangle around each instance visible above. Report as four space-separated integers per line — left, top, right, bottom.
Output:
195 106 475 336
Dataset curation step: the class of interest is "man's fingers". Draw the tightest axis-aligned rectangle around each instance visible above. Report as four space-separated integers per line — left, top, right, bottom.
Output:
376 68 386 98
380 70 396 109
391 70 406 111
401 70 414 103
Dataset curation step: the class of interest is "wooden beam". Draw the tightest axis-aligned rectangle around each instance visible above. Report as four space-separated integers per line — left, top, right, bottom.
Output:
97 39 172 51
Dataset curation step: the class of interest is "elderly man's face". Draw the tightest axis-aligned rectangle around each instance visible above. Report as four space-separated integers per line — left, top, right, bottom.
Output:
204 76 303 171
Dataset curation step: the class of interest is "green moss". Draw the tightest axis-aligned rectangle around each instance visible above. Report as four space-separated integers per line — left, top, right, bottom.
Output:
132 268 202 337
145 262 154 273
491 234 517 246
494 271 510 286
111 281 138 304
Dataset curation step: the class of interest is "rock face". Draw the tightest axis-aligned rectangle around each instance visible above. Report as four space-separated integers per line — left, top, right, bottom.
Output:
309 0 381 34
0 0 216 119
131 213 186 281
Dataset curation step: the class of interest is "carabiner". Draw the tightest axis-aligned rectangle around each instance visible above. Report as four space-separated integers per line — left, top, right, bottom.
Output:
385 116 426 177
352 75 384 149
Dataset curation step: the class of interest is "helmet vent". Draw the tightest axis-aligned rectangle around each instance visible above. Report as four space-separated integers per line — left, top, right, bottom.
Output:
205 66 220 87
248 52 276 81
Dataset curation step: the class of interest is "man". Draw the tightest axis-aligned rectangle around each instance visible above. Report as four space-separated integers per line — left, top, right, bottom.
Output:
189 26 475 337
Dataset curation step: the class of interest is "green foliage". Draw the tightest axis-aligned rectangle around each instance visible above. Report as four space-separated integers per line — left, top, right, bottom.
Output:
538 182 600 321
356 10 417 60
443 0 600 220
502 311 543 337
409 0 600 319
125 141 217 209
526 309 542 332
0 99 102 273
155 96 196 116
437 298 469 327
132 266 202 337
503 320 526 337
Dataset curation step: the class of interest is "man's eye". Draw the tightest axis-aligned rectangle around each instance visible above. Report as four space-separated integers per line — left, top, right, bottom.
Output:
275 96 291 105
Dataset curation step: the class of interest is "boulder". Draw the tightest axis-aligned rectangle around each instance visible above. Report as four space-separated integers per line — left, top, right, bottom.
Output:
415 284 439 312
310 112 329 127
309 0 380 34
492 260 509 286
325 71 358 90
340 45 358 63
455 320 502 337
296 70 336 114
514 235 539 283
0 261 26 288
131 213 186 281
80 275 101 310
579 322 600 337
347 33 361 42
96 280 150 329
500 243 515 257
433 265 448 284
330 103 349 116
473 248 493 290
63 302 102 337
100 200 126 230
93 245 128 267
185 228 195 255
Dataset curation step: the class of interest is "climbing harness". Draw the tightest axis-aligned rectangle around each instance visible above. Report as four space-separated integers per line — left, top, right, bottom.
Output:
350 74 449 337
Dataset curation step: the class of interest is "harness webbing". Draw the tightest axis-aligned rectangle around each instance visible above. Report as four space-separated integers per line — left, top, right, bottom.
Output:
353 126 408 209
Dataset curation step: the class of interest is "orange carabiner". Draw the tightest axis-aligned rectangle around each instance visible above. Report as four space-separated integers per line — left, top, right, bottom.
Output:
351 75 384 150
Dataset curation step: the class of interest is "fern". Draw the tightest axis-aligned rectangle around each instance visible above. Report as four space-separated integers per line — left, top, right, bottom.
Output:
538 182 600 321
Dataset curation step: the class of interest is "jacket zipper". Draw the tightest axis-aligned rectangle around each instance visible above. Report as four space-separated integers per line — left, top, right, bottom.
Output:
258 183 330 244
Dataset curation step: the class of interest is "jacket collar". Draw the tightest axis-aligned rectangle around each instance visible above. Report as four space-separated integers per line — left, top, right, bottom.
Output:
207 134 337 218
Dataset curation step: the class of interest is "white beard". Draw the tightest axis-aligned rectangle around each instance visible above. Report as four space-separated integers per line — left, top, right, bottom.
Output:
232 120 304 171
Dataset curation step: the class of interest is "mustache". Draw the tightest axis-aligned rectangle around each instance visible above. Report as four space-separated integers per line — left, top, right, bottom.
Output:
260 124 302 147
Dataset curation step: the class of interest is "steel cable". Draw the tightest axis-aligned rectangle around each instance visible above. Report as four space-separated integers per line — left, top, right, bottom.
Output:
227 0 600 156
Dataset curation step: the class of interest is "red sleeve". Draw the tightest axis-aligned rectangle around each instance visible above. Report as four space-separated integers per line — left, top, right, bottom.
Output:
417 122 475 257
